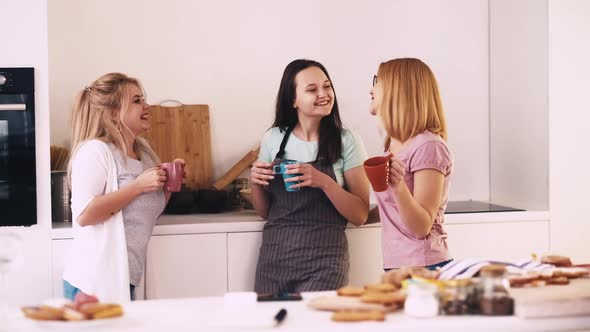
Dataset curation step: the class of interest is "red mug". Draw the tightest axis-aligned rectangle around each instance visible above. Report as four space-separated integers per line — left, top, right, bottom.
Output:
363 156 389 192
161 161 184 192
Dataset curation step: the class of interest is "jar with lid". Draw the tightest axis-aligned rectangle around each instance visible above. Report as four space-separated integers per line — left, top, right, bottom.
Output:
229 178 248 211
479 264 514 315
404 281 439 318
440 279 473 315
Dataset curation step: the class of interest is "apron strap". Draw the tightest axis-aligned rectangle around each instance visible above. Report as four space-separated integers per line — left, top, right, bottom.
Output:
275 126 293 160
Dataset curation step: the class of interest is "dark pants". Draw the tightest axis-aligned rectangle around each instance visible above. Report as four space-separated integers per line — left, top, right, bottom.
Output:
384 259 453 272
63 280 136 301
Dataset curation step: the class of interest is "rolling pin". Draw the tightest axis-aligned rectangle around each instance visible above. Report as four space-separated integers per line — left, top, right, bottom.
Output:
211 145 260 191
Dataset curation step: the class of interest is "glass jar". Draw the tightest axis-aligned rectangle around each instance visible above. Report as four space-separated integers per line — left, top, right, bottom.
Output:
229 178 248 211
479 264 514 315
440 279 472 315
404 281 439 318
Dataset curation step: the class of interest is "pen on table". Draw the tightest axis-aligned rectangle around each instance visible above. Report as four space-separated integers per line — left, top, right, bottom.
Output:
274 308 287 327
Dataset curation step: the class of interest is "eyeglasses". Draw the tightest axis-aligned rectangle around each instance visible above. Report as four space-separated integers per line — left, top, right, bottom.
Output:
372 75 378 87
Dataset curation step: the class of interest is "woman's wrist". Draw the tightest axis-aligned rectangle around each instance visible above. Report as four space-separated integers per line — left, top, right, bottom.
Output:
129 180 144 196
319 173 334 192
389 180 406 195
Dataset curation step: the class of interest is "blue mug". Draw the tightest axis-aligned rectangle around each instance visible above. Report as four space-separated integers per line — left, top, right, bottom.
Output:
273 160 302 192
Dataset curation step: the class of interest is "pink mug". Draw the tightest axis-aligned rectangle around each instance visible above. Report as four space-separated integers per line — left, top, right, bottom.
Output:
161 161 184 192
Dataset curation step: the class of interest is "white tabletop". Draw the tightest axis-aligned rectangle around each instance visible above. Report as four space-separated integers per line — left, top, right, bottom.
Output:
7 291 590 332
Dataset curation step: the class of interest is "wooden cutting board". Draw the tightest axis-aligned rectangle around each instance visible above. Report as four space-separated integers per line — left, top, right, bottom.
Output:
509 278 590 318
145 104 213 189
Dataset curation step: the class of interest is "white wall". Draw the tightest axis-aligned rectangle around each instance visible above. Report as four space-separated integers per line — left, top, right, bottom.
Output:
0 0 53 304
48 0 490 202
548 0 590 262
490 0 549 211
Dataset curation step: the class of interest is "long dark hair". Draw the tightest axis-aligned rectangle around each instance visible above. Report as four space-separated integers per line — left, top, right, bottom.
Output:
272 59 343 164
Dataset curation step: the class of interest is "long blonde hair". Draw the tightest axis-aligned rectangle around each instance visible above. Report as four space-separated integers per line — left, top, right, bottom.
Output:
377 58 447 150
68 73 158 177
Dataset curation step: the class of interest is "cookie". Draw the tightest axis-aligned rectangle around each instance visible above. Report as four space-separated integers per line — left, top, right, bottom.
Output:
381 268 412 288
408 267 440 279
331 310 385 322
381 267 438 288
523 279 546 288
554 267 589 279
541 255 572 267
546 276 570 285
92 305 123 320
538 270 555 280
307 295 396 313
509 272 540 288
63 307 88 321
337 286 365 297
364 283 397 293
79 303 124 319
21 306 64 321
360 291 406 305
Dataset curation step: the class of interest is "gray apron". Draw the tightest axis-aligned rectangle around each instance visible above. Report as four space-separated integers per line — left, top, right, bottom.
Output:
254 127 349 293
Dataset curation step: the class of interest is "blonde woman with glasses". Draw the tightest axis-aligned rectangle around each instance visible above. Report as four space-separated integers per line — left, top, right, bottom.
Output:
369 58 453 271
63 73 184 302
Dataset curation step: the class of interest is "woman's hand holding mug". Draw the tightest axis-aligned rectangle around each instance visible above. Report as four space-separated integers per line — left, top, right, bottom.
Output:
284 163 328 190
135 167 166 193
387 153 406 187
171 158 187 179
250 161 274 186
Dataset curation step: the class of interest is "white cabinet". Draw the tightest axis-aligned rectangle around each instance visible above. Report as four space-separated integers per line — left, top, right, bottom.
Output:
446 221 549 260
346 226 383 287
51 239 72 298
50 215 550 301
227 232 263 292
145 233 227 299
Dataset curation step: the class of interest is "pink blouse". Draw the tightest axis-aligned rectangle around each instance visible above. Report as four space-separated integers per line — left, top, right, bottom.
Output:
375 131 453 268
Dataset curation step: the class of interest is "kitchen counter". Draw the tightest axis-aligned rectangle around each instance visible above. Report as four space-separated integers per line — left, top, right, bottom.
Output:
8 291 590 332
51 208 549 240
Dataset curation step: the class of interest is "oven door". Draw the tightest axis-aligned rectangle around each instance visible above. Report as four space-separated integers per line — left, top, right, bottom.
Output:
0 93 36 226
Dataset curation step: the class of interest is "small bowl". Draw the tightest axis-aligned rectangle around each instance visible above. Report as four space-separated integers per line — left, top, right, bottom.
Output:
240 188 253 208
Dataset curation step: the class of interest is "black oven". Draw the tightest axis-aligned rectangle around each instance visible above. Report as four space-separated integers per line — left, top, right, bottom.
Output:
0 68 36 226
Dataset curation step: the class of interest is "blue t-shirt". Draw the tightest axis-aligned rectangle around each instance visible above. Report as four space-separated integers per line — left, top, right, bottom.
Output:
258 127 368 187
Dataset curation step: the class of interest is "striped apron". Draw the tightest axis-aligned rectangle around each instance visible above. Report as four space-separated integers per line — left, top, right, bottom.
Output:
254 127 349 293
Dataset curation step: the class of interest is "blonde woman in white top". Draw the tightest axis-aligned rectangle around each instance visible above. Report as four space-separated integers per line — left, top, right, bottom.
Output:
64 73 183 302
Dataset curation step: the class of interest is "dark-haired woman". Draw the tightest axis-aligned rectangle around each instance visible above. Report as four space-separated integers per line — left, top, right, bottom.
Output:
250 59 370 293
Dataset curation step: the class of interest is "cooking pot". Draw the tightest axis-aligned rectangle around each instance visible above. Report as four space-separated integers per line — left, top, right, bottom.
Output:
163 186 196 214
196 189 229 213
